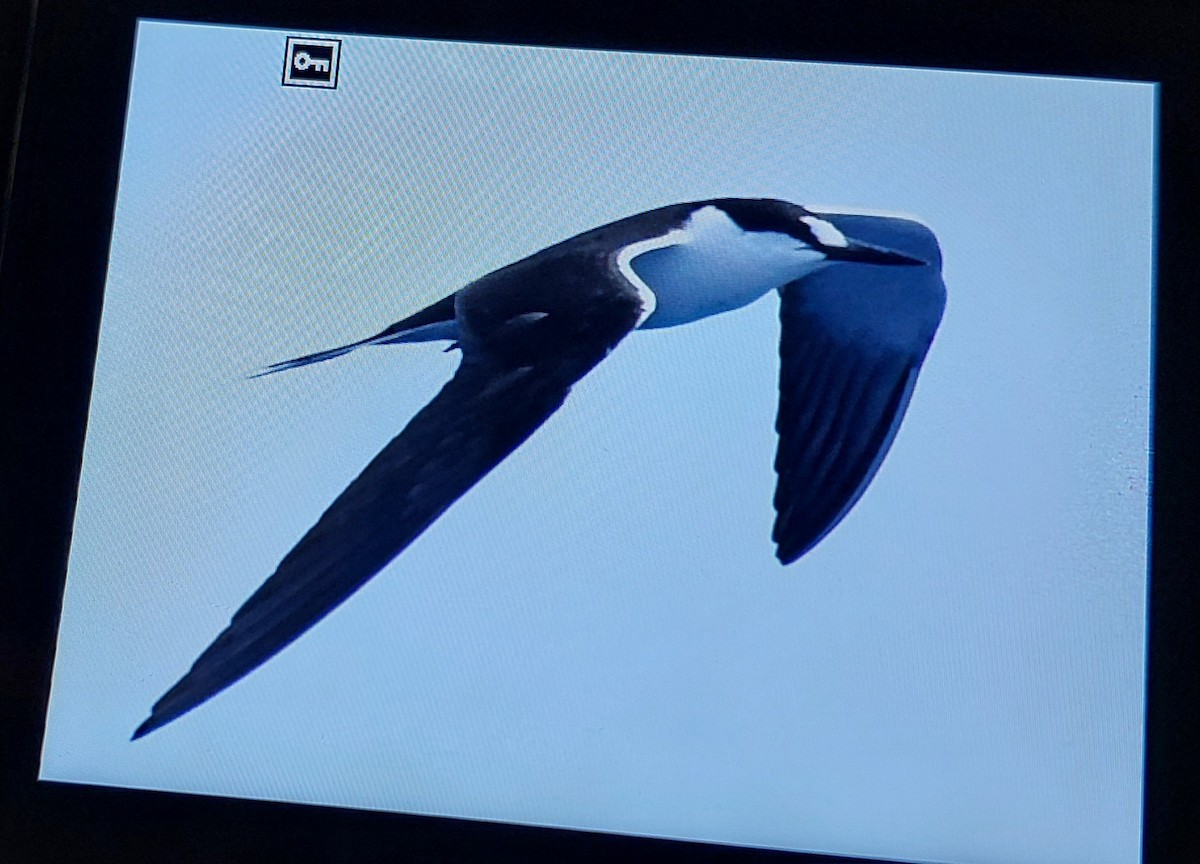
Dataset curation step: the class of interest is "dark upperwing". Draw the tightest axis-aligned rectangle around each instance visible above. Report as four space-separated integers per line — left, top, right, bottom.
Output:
773 214 946 563
134 249 643 738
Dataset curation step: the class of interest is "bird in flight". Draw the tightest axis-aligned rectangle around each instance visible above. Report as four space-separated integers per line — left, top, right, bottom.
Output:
133 198 946 739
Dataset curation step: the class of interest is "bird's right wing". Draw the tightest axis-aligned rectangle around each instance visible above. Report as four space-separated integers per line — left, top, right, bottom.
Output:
773 214 946 564
135 255 643 738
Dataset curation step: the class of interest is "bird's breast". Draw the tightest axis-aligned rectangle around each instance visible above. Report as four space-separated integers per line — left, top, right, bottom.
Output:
629 237 826 330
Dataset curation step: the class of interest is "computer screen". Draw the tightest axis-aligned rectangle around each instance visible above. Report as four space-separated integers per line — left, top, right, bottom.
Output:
36 18 1153 864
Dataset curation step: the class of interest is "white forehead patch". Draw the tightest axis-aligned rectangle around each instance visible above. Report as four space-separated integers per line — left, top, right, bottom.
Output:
800 215 848 248
683 203 741 238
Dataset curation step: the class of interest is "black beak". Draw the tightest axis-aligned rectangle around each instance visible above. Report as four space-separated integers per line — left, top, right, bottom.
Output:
823 238 927 267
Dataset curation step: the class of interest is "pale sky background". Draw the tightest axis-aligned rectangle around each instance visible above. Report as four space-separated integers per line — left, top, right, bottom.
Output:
40 20 1155 864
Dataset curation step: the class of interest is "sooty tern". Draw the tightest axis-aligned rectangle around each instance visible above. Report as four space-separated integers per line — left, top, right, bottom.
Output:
133 198 946 739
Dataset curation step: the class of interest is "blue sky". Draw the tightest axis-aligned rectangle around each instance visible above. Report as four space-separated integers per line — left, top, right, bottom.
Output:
41 20 1154 864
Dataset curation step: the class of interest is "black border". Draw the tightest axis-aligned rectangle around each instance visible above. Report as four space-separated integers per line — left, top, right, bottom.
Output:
2 1 1197 862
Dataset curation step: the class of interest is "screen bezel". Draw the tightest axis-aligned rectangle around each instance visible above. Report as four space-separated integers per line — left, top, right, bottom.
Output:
1 1 1196 861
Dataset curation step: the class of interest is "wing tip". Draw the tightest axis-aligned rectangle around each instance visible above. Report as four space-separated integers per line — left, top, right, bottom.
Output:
774 520 834 565
772 518 810 565
132 672 220 740
133 688 206 739
774 542 806 566
131 714 165 740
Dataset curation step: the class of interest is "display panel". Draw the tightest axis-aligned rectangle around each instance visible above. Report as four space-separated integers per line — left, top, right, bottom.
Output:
39 19 1154 864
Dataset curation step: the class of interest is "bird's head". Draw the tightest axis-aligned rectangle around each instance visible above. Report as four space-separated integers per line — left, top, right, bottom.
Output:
711 198 928 268
623 198 934 331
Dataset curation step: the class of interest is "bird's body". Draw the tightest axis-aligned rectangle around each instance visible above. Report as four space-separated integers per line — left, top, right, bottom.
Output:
134 198 946 740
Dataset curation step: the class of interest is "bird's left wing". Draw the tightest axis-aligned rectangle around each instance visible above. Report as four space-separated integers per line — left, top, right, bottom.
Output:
134 252 643 738
773 214 946 564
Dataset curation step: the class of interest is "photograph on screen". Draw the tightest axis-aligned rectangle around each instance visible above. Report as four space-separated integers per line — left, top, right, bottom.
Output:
39 20 1154 864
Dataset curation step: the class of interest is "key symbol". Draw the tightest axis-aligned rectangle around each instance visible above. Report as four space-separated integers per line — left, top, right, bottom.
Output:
293 51 330 73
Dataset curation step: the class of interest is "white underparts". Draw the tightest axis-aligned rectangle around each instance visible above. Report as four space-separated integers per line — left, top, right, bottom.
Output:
624 205 828 330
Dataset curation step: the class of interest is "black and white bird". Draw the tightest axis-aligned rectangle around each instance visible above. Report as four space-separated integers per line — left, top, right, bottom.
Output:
133 198 946 739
